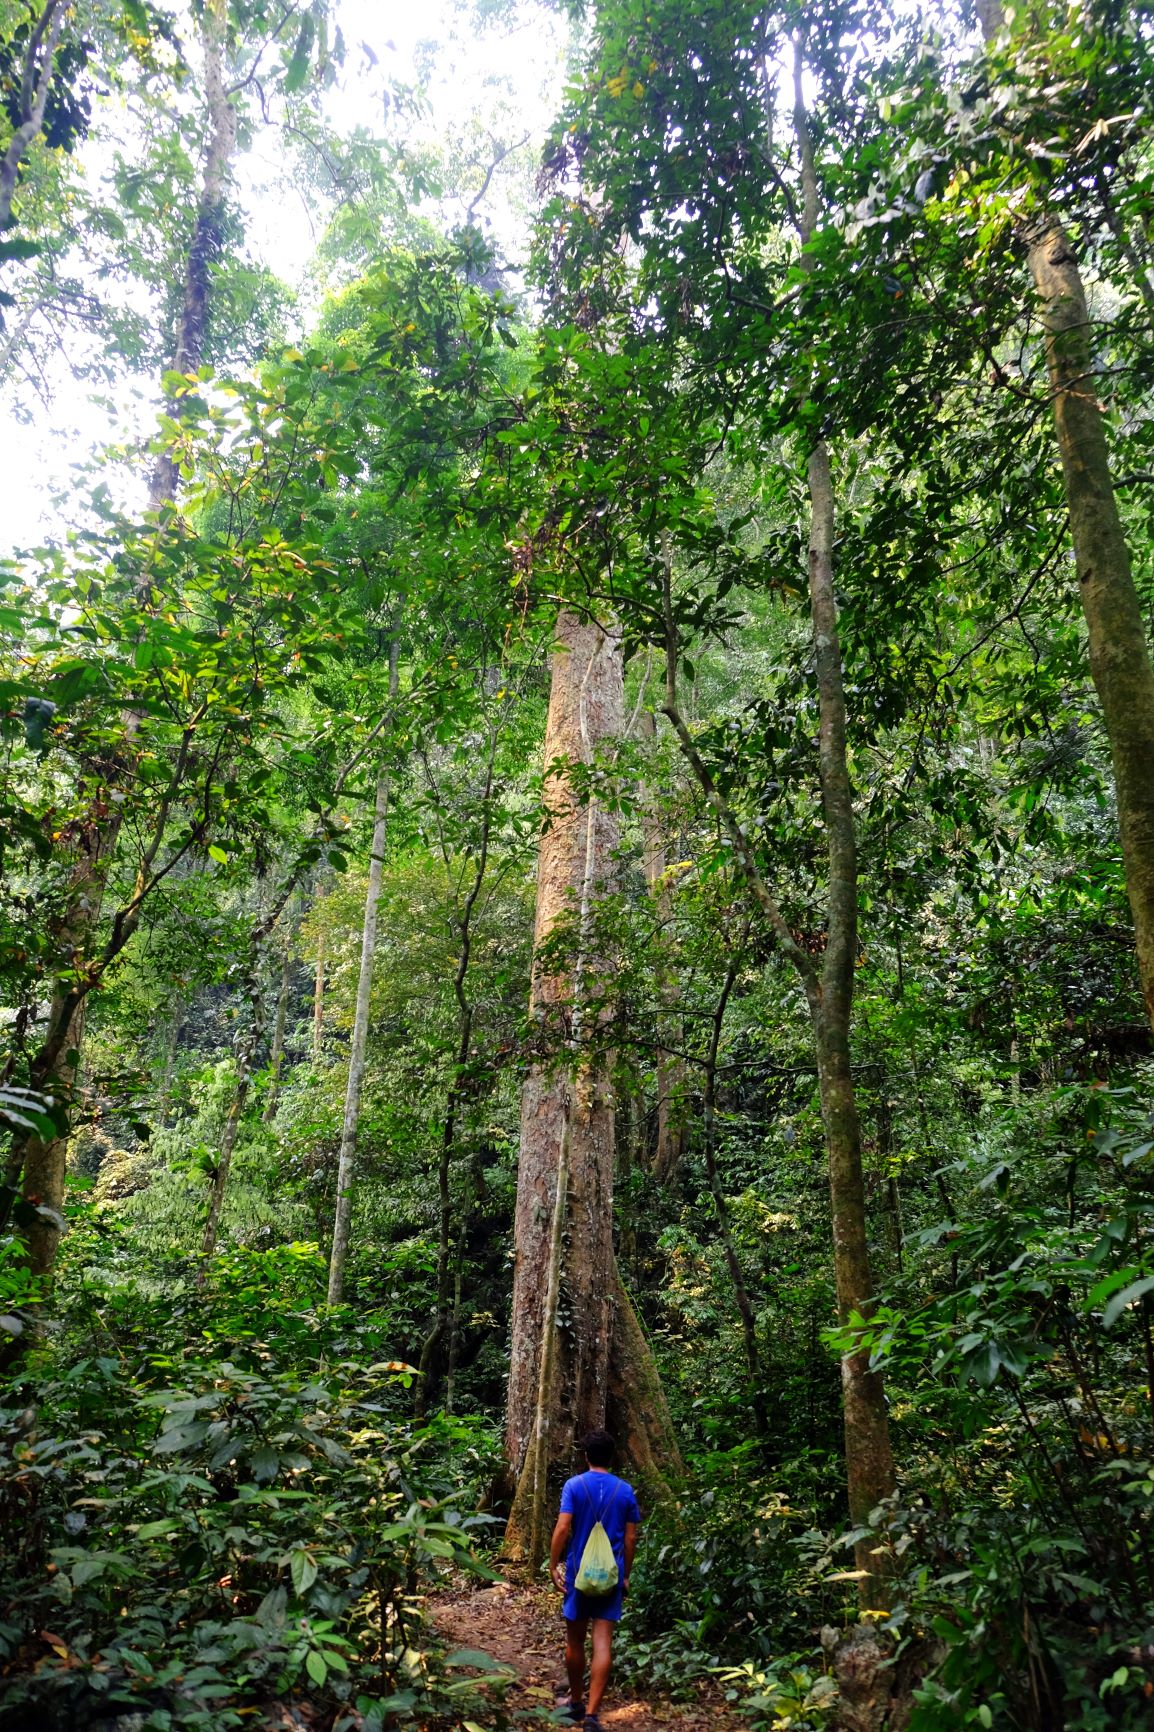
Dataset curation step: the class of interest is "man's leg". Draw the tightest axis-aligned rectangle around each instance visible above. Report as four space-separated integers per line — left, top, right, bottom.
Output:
564 1618 588 1710
585 1618 614 1717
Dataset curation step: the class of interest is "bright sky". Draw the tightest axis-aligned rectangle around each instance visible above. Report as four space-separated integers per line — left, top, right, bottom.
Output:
0 0 569 549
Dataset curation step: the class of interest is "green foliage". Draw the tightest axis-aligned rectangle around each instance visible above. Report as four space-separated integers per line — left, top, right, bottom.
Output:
0 1239 502 1728
717 1656 838 1732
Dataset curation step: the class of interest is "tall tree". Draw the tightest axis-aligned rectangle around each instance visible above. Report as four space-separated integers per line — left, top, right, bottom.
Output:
975 1 1154 1032
505 611 679 1566
327 651 398 1305
7 1 341 1283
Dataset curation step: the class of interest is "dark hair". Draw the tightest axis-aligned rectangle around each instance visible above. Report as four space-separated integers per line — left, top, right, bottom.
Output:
583 1428 615 1467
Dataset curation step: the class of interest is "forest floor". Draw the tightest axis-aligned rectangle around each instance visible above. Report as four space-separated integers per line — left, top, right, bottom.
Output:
432 1581 747 1731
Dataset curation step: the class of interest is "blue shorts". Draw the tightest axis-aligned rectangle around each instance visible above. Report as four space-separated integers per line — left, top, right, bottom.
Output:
563 1584 624 1623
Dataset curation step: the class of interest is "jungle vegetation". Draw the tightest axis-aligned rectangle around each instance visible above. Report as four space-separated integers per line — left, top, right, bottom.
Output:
2 1 1154 1728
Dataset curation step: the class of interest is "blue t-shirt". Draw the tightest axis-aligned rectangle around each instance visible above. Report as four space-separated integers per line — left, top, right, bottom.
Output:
559 1470 640 1621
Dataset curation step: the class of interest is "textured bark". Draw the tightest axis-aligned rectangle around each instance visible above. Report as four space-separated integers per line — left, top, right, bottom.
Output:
326 773 390 1305
828 1624 941 1732
1026 220 1154 1030
0 0 71 233
980 0 1154 1037
504 614 678 1565
19 993 84 1281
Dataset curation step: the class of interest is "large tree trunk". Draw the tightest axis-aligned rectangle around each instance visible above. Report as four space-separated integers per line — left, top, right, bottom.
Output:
504 614 679 1566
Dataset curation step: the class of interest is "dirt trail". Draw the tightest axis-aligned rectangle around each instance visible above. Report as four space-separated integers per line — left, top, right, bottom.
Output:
432 1582 747 1732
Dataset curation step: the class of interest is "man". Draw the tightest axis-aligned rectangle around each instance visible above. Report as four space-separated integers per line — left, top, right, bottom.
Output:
549 1428 640 1732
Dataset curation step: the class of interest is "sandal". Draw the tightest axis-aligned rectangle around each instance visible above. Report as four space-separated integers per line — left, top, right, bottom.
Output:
553 1695 585 1723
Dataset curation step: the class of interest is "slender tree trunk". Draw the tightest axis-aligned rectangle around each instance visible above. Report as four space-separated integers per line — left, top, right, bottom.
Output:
417 738 496 1408
980 5 1154 1032
262 926 294 1124
1027 222 1154 1028
325 773 390 1305
158 1007 181 1117
151 0 238 506
701 935 767 1438
18 992 85 1282
794 52 895 1601
313 930 325 1061
665 47 894 1598
505 614 679 1567
326 634 400 1305
637 707 687 1183
201 959 265 1264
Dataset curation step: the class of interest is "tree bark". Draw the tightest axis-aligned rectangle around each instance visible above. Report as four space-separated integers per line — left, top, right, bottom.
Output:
201 962 264 1264
325 773 390 1305
504 613 679 1566
262 932 294 1124
312 928 326 1061
1027 221 1154 1029
701 933 767 1438
793 49 895 1603
637 707 687 1183
981 0 1154 1036
417 738 496 1407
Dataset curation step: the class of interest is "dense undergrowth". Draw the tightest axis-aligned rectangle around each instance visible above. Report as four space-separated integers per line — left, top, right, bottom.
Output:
5 1059 1153 1731
0 1235 504 1730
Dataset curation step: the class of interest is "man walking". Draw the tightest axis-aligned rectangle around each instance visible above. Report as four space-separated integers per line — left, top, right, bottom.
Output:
549 1428 640 1732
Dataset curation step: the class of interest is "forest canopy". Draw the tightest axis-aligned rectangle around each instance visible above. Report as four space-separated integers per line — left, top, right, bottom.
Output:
2 2 1154 1729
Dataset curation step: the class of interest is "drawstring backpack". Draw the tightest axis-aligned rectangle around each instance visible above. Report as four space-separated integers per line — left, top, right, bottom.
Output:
574 1476 619 1596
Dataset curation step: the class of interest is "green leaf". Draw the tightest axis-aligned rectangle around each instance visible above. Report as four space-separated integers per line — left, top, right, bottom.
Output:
250 1445 279 1482
1103 1275 1154 1328
136 1520 178 1540
291 1549 318 1595
306 1648 327 1686
207 845 229 866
